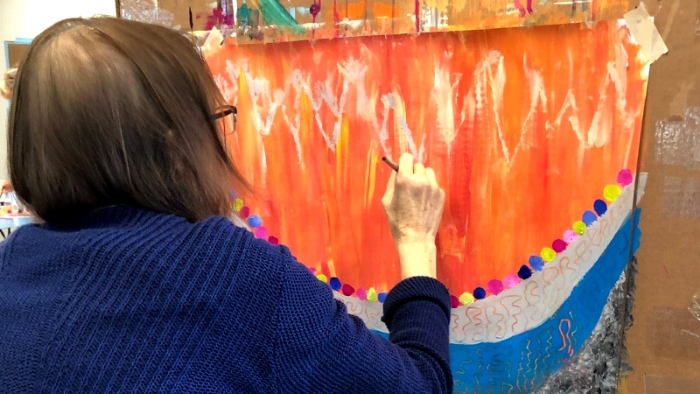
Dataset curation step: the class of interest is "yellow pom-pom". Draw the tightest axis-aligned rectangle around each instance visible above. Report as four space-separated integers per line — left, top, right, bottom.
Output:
541 247 557 262
316 274 328 283
233 198 244 212
459 292 475 305
573 221 587 235
367 287 378 302
603 184 622 202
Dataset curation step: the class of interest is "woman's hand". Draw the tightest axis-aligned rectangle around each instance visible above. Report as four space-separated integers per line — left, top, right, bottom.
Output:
382 153 445 279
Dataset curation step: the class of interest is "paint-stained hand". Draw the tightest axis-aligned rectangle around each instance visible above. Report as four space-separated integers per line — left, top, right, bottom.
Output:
382 153 445 280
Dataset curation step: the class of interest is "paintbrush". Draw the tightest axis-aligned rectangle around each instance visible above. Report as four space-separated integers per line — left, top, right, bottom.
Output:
382 156 399 172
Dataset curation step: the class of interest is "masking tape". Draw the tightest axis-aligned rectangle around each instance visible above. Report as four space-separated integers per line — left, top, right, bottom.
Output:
624 2 669 64
655 107 700 170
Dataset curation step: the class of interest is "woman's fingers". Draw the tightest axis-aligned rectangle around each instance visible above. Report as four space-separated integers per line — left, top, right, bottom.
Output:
425 168 438 188
382 170 397 206
397 153 414 176
413 163 426 177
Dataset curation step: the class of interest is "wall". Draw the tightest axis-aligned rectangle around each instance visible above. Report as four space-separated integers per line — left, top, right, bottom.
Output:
620 0 700 393
0 0 117 179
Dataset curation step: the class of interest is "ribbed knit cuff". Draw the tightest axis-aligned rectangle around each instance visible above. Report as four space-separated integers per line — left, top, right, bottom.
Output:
381 276 451 330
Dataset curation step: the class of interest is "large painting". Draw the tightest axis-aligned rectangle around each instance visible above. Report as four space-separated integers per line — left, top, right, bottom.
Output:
204 18 649 392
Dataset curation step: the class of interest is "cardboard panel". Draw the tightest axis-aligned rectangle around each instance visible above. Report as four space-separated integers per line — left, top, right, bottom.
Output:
118 0 218 31
5 42 30 69
647 306 700 361
645 375 700 394
621 0 700 392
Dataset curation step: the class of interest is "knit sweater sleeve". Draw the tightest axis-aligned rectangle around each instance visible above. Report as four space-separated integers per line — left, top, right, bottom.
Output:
271 247 453 394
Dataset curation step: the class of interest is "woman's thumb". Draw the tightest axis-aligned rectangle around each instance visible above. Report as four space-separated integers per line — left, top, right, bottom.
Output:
382 171 397 206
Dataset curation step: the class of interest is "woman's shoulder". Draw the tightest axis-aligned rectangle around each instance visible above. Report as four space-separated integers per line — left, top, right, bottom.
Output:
190 216 296 310
26 207 294 281
85 211 294 304
193 214 293 274
196 214 289 254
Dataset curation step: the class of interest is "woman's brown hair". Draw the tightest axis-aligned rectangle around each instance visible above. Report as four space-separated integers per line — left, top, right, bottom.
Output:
8 17 247 223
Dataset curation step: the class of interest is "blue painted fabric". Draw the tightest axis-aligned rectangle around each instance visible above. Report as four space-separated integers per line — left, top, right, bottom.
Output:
376 209 641 393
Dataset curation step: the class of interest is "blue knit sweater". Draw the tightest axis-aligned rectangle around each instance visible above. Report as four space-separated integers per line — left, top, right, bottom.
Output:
0 206 452 393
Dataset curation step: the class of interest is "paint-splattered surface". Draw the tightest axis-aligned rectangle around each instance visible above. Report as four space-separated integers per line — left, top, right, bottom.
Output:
232 0 631 43
119 0 631 43
204 20 647 295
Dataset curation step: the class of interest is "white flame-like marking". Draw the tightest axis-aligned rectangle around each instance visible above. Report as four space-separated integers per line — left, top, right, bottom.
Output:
213 44 636 169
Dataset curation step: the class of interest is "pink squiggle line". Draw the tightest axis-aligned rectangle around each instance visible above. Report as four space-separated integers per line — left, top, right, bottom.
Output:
513 0 533 17
333 0 340 37
591 0 598 20
414 0 420 33
464 307 486 342
310 0 321 39
558 319 571 351
524 281 543 325
450 314 460 337
557 319 575 362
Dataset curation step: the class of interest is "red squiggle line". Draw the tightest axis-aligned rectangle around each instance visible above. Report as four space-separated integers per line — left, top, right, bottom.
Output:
499 295 522 334
558 319 571 351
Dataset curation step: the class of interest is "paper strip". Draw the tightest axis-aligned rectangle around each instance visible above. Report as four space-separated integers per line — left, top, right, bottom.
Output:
202 27 224 51
624 3 669 63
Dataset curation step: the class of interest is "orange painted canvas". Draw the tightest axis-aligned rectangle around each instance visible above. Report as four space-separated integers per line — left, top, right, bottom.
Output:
204 20 647 296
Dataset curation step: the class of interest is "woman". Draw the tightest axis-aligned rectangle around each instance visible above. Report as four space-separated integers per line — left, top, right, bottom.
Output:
0 17 452 393
2 68 16 194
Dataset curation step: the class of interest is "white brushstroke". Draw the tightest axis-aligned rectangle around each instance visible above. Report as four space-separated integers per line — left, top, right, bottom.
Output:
280 73 305 168
681 329 700 343
485 52 510 163
214 40 637 169
550 57 632 158
521 54 547 150
338 57 392 156
214 74 237 104
338 18 364 29
381 93 420 158
315 78 349 149
431 51 466 153
227 59 284 136
690 293 700 321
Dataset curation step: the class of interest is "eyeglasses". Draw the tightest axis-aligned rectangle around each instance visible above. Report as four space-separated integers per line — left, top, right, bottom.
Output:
211 105 237 137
